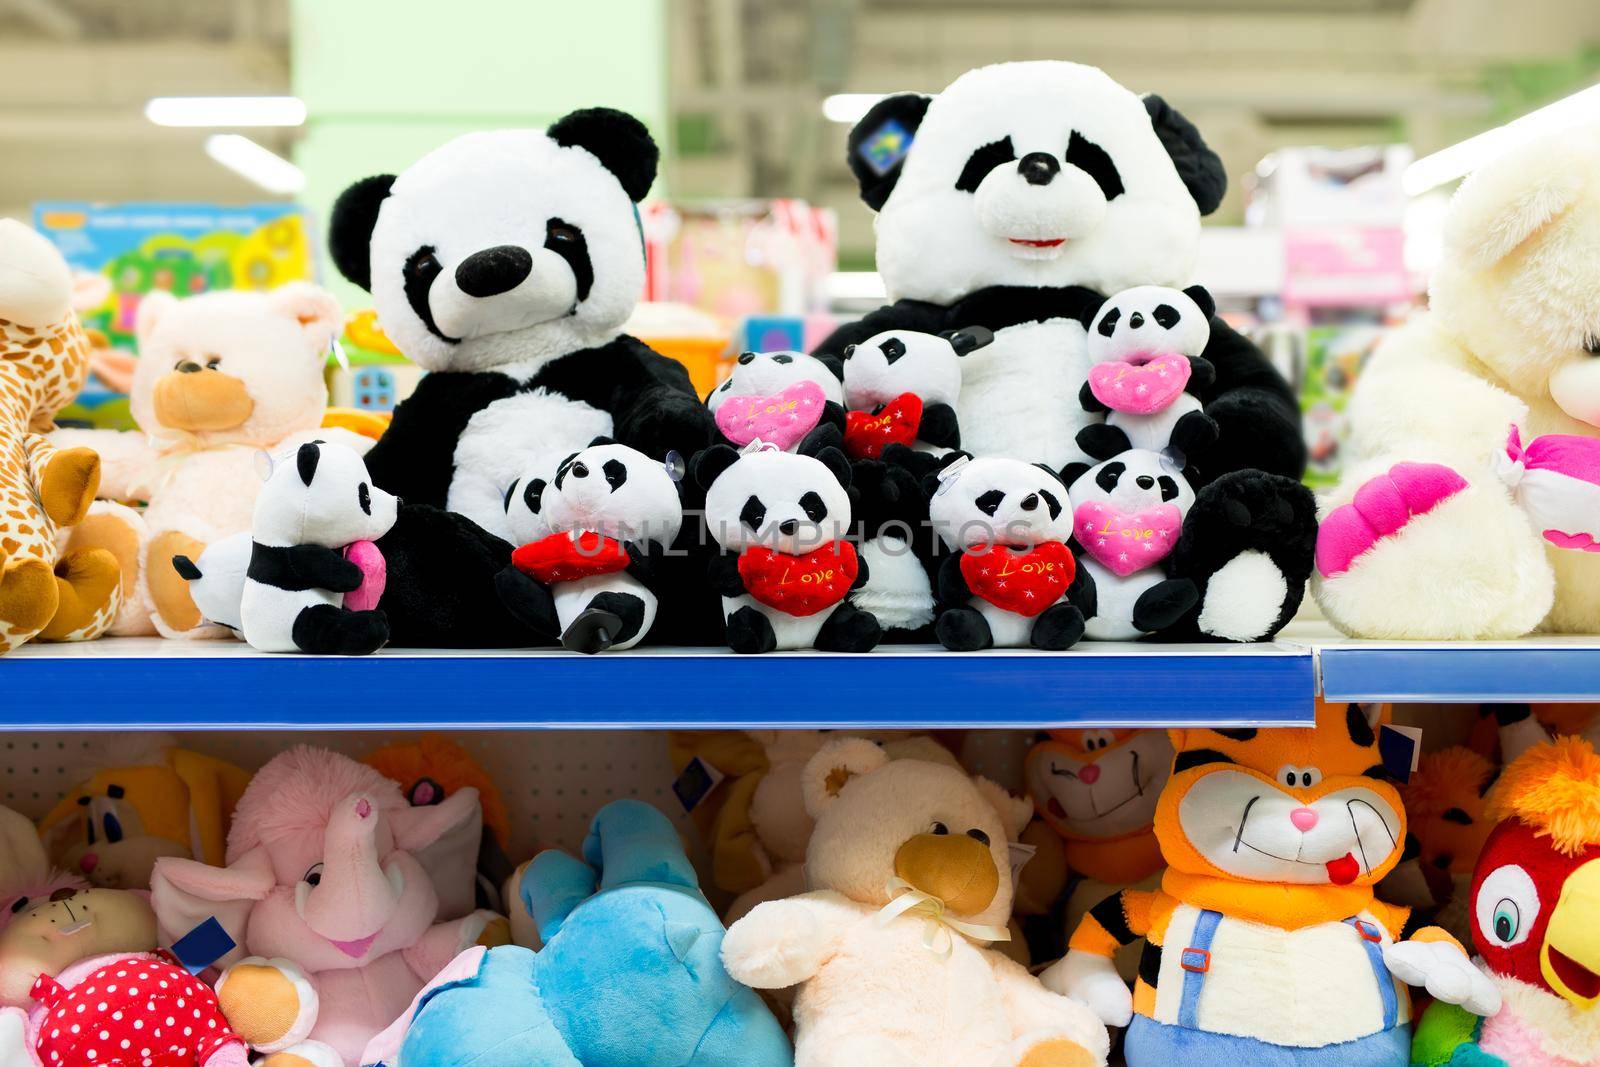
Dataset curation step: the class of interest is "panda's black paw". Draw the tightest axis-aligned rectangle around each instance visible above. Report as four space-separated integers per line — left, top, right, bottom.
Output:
562 608 623 654
726 605 778 654
815 603 882 653
494 565 561 638
1030 602 1085 651
292 604 391 656
799 422 844 456
1132 578 1200 634
620 391 716 461
1170 409 1220 459
936 607 993 652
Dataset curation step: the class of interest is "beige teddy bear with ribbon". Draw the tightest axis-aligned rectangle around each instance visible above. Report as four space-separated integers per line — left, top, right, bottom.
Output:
721 737 1108 1067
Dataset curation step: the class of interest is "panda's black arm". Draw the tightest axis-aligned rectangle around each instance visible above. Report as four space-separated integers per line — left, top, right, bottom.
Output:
821 400 847 430
706 550 747 597
811 299 950 361
849 549 870 592
1078 380 1111 415
624 540 664 586
1067 553 1098 620
918 403 960 449
361 371 522 505
1199 318 1306 483
249 544 364 594
935 550 970 606
598 336 717 460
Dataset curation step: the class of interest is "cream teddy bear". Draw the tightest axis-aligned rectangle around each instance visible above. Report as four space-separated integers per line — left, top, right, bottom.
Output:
1314 127 1600 638
721 738 1109 1067
51 283 370 637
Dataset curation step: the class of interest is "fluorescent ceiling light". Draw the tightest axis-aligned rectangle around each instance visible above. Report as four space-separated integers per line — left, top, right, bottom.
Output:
147 96 307 128
822 93 887 124
1403 83 1600 196
205 135 305 195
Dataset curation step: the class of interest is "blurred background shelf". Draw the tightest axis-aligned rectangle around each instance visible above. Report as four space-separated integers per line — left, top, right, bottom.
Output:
0 637 1314 731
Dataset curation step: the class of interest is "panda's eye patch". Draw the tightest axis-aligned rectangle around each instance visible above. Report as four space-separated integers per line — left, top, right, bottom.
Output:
1038 488 1062 520
1095 461 1125 494
740 495 766 531
544 217 593 302
602 459 628 491
1153 304 1181 330
546 220 580 244
1158 476 1180 502
800 491 828 522
553 452 581 489
772 354 794 365
524 478 546 515
1096 307 1121 337
1064 130 1125 201
358 482 372 516
975 489 1004 517
403 246 454 344
955 136 1016 193
879 338 906 365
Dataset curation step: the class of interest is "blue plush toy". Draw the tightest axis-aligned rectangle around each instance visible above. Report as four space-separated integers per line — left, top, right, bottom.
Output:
360 799 792 1067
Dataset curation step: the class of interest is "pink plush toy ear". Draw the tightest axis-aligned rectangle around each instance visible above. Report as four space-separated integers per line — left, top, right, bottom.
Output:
267 281 343 353
149 847 274 968
134 289 178 347
389 787 481 853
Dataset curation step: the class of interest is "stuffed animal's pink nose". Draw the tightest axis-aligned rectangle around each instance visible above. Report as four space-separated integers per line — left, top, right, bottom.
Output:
1290 807 1319 831
355 798 373 819
78 853 98 873
1077 765 1101 785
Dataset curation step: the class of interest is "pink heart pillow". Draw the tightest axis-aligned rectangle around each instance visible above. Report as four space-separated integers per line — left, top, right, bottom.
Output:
1087 354 1191 415
1074 500 1182 576
343 540 387 612
715 380 826 451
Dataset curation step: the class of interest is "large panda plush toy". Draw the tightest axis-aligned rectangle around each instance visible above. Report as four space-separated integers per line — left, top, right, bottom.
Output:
818 61 1316 642
324 108 714 646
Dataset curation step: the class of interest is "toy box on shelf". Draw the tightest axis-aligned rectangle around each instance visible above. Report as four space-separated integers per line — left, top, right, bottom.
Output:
33 202 315 430
326 308 424 418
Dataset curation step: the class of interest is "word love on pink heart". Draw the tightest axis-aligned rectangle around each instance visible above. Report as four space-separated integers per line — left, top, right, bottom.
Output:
1074 501 1181 576
343 539 387 611
1087 354 1191 415
715 380 826 451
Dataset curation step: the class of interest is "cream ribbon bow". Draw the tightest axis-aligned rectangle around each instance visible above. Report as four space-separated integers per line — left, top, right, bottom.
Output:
874 876 1010 959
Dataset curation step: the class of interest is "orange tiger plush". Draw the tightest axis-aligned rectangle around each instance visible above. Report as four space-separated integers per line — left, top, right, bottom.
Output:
1041 700 1501 1066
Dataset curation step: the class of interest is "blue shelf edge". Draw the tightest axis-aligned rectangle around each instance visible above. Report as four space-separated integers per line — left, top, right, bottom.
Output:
0 647 1316 731
1318 646 1600 704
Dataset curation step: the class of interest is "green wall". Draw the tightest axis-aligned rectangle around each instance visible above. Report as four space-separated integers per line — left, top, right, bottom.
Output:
290 0 667 304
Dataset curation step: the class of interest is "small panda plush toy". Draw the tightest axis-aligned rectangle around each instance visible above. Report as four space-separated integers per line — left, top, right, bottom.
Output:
707 350 846 454
1077 284 1220 461
840 326 993 461
239 440 399 654
926 454 1087 651
497 439 684 653
694 441 882 654
1065 449 1200 640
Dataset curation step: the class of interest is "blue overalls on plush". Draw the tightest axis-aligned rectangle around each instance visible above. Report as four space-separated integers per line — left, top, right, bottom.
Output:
375 799 792 1067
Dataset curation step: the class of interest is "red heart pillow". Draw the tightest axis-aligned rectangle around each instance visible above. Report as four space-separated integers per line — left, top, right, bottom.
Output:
738 542 859 617
960 542 1076 618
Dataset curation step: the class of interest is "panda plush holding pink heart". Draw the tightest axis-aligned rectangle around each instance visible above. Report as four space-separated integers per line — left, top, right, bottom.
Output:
707 350 846 454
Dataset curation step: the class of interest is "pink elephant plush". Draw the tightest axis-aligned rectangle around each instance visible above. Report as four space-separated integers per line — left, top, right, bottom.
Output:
149 747 501 1067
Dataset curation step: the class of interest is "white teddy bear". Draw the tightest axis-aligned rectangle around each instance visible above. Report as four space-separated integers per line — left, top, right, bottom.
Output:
1314 127 1600 638
721 738 1109 1067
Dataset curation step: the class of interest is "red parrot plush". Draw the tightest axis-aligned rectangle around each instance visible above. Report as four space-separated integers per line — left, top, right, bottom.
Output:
1412 737 1600 1066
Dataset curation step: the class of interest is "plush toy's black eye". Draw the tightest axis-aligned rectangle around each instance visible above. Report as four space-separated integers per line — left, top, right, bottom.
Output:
931 822 949 835
1158 476 1180 502
205 356 222 371
800 491 828 522
1064 130 1125 202
524 478 546 515
974 489 1004 517
1585 337 1600 355
879 338 907 365
102 812 123 844
1096 307 1121 338
304 863 324 887
547 221 580 244
1095 461 1126 494
1037 488 1062 520
1153 304 1181 330
740 495 767 531
967 829 990 846
772 354 794 365
602 459 628 491
358 482 372 515
9 896 28 914
955 136 1016 193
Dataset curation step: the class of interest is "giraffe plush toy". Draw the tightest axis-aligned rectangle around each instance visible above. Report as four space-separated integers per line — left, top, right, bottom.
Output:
0 218 120 654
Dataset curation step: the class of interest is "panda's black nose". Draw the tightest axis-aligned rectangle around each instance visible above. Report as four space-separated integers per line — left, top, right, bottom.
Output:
778 519 799 536
738 351 757 365
455 245 533 298
1128 311 1145 329
1019 152 1061 187
1136 475 1155 490
1020 493 1039 511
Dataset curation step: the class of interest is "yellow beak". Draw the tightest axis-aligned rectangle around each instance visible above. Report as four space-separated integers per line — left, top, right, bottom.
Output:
1542 857 1600 1010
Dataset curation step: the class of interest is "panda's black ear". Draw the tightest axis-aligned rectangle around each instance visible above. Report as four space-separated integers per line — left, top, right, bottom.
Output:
329 175 396 292
588 435 617 447
1183 284 1216 321
1143 95 1226 216
1060 461 1092 489
814 353 845 381
921 449 971 497
847 93 933 211
296 442 321 486
692 444 740 490
1033 462 1066 486
549 107 659 202
944 325 994 357
814 446 852 489
1076 294 1109 330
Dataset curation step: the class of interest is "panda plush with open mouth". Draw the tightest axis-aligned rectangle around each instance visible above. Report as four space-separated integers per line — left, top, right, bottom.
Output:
695 442 882 654
814 60 1316 644
497 439 683 654
320 107 714 647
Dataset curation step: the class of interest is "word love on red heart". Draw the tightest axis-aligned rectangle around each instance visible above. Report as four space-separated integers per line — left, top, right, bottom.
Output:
844 392 923 459
513 530 631 584
961 541 1075 617
739 541 859 616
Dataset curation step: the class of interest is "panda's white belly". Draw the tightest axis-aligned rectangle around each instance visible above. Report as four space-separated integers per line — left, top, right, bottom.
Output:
1108 392 1202 454
957 318 1093 470
1081 558 1163 641
448 389 613 540
554 572 656 651
971 595 1063 648
721 595 836 650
